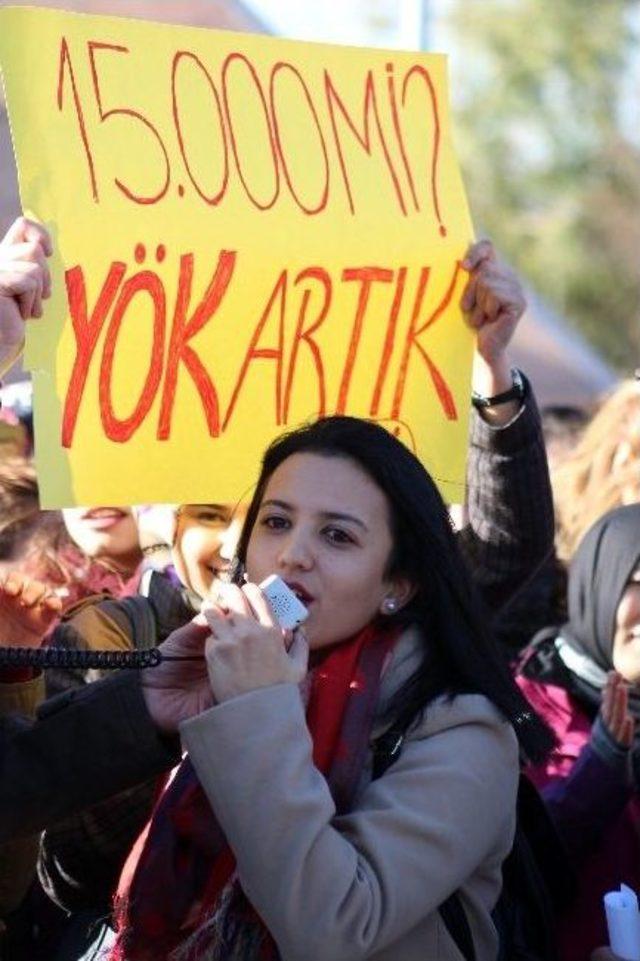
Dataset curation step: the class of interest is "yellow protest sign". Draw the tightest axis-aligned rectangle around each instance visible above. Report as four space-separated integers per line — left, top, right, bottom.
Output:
0 6 474 508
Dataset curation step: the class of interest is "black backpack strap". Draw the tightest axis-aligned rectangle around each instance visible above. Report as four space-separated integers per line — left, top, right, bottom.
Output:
515 772 576 912
371 724 477 961
100 595 158 651
145 570 198 641
440 893 476 961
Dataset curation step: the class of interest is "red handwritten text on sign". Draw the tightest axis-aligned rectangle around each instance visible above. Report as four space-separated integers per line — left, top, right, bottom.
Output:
57 37 447 234
61 246 462 447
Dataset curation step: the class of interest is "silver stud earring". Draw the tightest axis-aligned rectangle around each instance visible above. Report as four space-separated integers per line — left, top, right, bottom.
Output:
381 597 398 615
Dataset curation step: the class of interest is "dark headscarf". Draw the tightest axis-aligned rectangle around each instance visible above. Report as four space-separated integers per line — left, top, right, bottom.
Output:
564 505 640 669
523 504 640 718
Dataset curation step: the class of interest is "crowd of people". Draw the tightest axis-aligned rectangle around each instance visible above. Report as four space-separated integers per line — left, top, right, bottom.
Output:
0 216 637 961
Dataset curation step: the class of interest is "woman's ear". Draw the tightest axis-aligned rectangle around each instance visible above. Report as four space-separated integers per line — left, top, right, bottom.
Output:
379 578 417 616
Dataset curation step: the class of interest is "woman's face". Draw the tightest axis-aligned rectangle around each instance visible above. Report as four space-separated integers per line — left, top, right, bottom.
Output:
612 567 640 684
173 504 245 599
246 452 409 650
62 506 141 574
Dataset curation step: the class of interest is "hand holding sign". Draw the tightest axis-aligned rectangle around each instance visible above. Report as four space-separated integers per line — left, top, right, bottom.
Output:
462 239 526 366
0 218 52 375
462 239 527 425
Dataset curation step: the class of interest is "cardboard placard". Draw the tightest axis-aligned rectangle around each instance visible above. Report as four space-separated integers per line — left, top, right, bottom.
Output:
0 6 474 507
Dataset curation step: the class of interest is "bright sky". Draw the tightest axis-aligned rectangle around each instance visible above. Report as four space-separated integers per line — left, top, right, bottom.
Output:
243 0 638 145
241 0 441 50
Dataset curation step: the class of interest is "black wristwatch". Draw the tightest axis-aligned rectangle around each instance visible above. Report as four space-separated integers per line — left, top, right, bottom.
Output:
471 368 526 410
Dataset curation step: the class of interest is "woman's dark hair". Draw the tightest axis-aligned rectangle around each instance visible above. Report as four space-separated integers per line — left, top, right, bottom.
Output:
237 415 554 763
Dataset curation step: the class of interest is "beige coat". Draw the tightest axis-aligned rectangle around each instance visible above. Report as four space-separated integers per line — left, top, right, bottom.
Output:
181 629 519 961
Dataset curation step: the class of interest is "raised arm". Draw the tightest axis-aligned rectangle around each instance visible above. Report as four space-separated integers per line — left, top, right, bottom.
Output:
541 674 634 865
456 240 554 614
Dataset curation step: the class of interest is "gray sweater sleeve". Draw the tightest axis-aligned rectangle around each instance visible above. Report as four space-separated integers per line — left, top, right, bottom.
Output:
457 381 554 614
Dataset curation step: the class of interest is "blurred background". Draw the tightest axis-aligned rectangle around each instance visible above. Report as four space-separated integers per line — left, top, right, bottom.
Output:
1 0 638 409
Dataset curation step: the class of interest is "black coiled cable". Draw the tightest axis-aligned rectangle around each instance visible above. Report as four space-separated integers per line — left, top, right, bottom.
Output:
0 647 201 670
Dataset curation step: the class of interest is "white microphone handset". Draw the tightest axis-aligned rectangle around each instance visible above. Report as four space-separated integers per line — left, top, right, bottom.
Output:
260 575 309 631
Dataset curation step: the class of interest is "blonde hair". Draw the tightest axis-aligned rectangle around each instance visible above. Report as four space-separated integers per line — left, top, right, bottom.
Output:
554 379 640 561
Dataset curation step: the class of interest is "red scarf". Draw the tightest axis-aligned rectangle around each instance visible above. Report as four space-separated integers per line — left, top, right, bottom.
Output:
112 623 399 961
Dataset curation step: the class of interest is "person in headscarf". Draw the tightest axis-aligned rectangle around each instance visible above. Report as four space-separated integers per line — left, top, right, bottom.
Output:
517 503 640 961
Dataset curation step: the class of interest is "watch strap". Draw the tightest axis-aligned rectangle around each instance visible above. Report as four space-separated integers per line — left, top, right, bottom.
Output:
472 368 525 409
